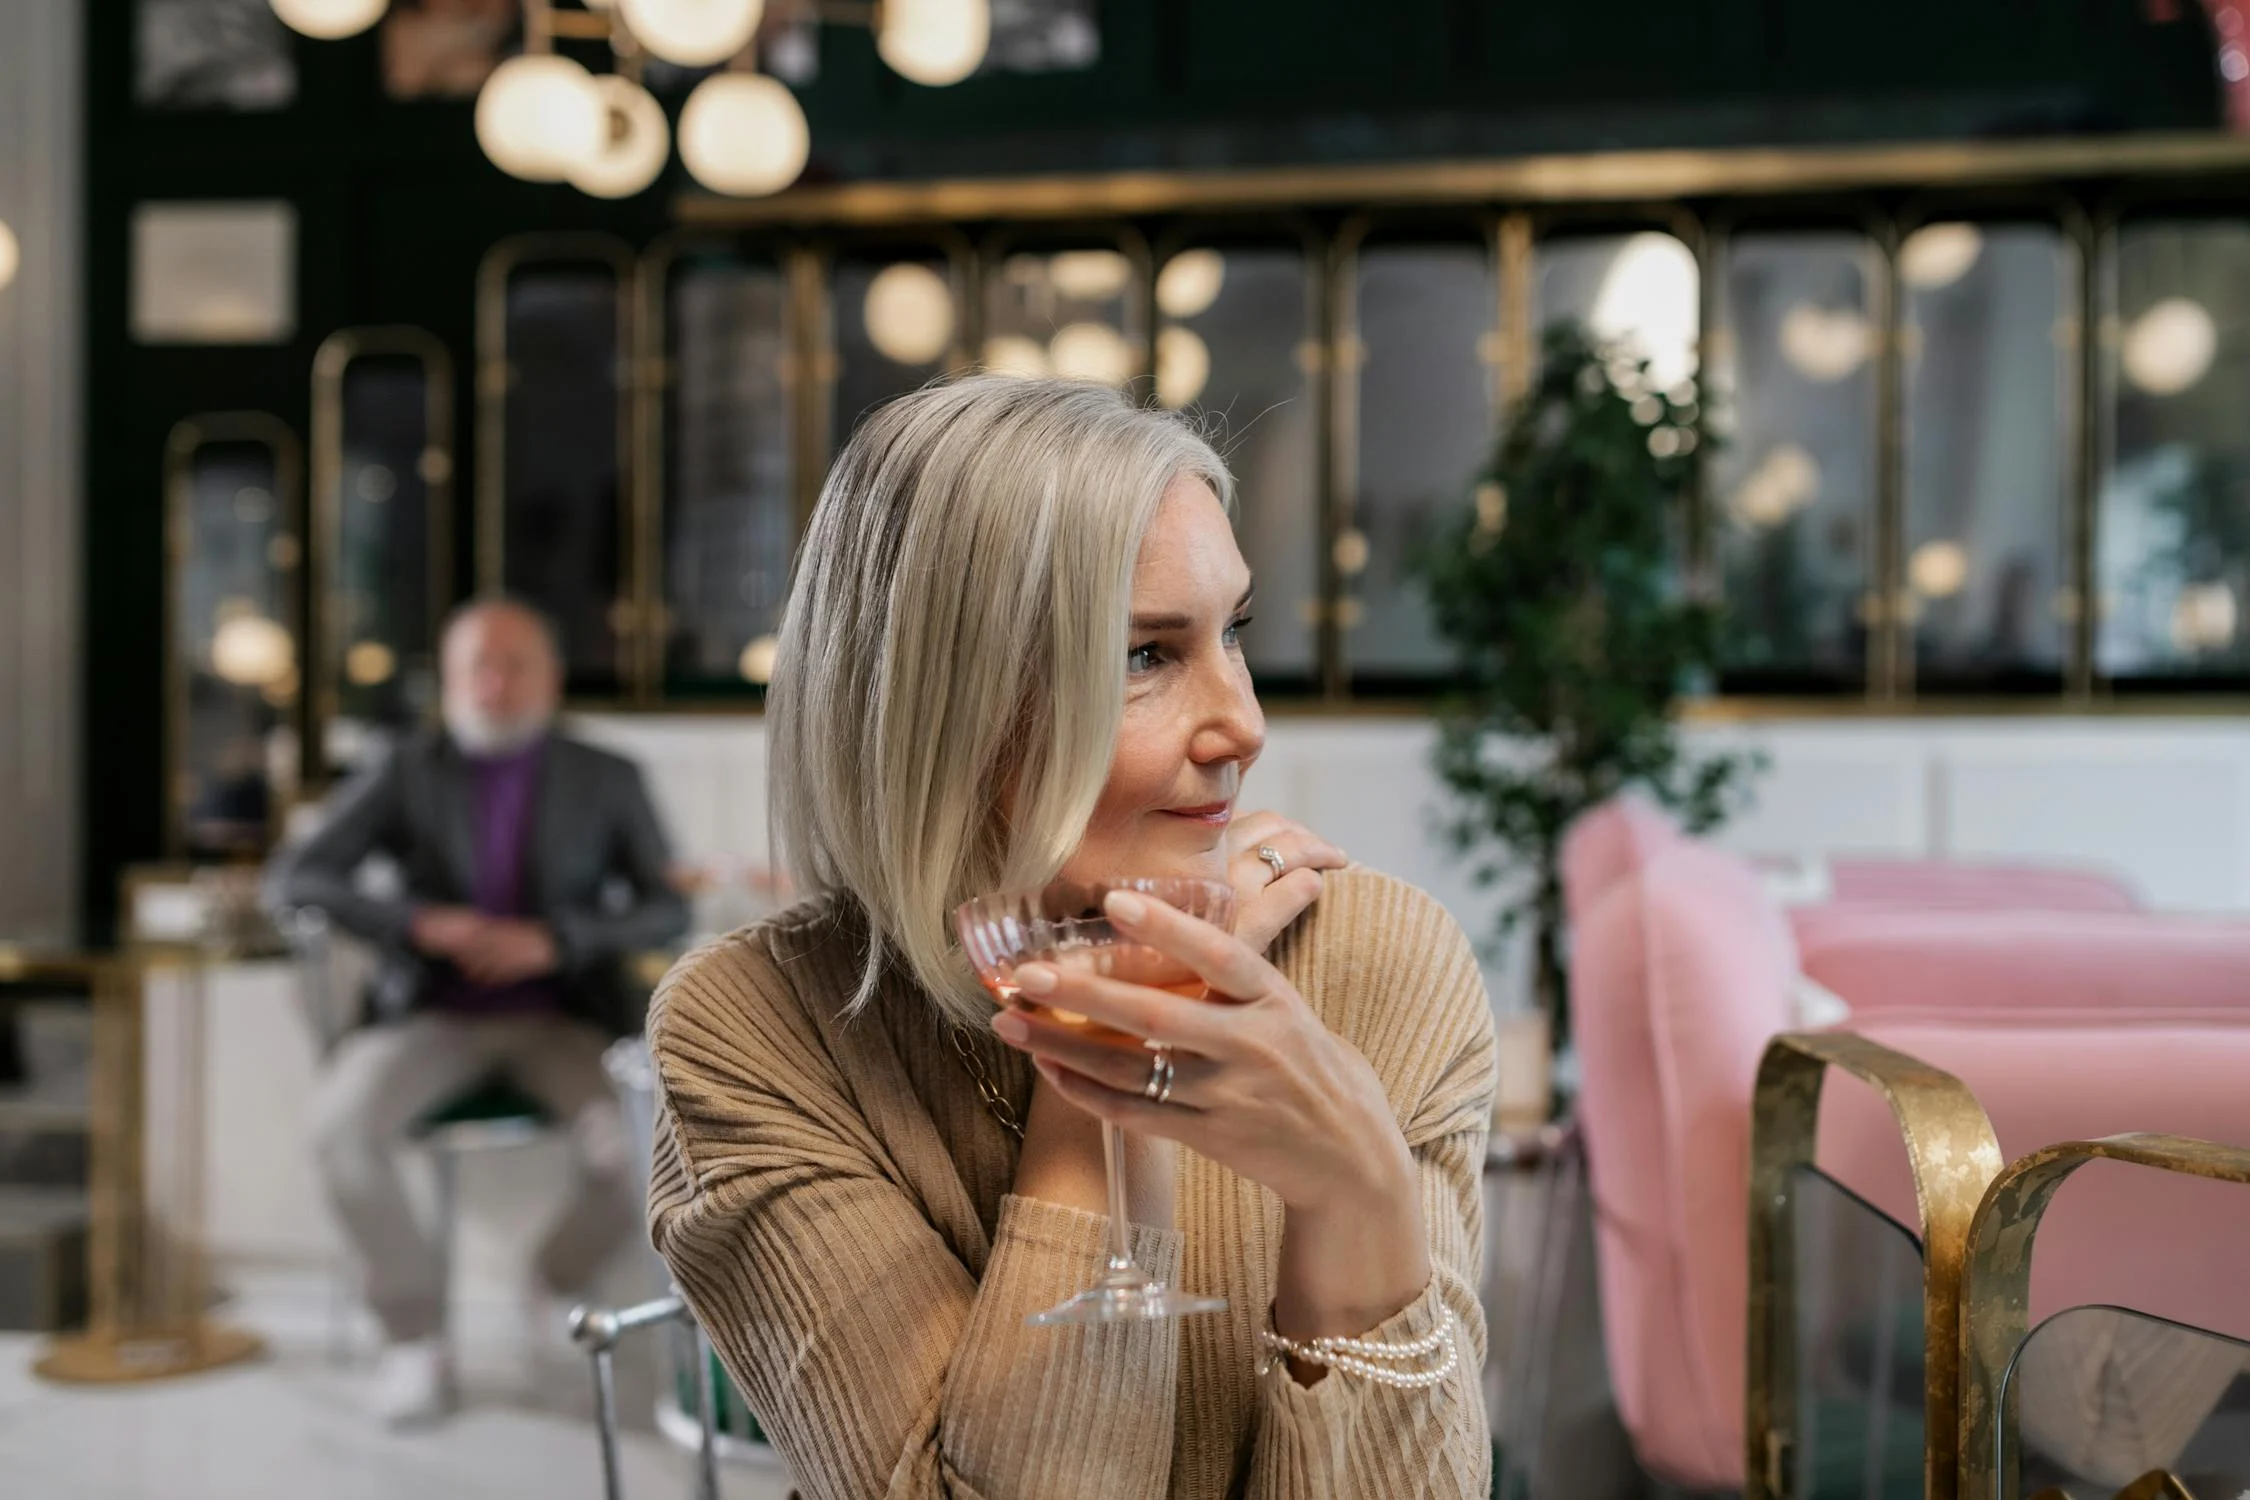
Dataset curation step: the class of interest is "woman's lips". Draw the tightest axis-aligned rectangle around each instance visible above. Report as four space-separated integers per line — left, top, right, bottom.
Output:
1160 803 1232 827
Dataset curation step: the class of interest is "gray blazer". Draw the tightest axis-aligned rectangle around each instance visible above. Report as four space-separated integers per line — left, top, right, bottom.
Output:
265 728 690 1037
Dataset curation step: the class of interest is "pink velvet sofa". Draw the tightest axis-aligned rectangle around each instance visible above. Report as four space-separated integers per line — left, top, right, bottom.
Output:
1563 796 2250 1490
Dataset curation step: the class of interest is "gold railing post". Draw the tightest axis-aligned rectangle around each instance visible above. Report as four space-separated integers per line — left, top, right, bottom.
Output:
1747 1032 2005 1500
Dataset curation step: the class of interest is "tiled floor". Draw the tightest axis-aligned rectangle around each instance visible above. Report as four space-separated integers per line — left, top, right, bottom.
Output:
0 1271 796 1500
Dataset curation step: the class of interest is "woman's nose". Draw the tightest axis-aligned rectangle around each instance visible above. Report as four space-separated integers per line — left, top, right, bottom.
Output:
1190 656 1265 766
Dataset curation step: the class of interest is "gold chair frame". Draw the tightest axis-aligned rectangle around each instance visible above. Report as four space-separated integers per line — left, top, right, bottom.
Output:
1959 1133 2250 1500
1746 1031 2006 1500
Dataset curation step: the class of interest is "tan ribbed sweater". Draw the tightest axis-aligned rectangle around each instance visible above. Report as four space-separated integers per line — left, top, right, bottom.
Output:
646 866 1497 1500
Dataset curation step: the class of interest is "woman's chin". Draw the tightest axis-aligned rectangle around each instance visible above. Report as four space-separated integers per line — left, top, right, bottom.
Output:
1065 829 1229 884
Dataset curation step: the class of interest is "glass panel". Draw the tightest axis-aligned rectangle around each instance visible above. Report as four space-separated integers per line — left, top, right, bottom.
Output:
2099 222 2250 685
1350 239 1497 682
1157 245 1319 680
662 254 794 693
833 254 957 451
170 424 301 858
2010 1306 2250 1498
1535 231 1701 397
500 258 626 694
1711 233 1879 688
320 344 446 776
1902 223 2070 689
981 241 1144 390
1788 1166 1926 1500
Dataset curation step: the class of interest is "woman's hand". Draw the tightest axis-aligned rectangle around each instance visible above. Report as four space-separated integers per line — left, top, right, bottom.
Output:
991 888 1411 1220
1223 812 1347 954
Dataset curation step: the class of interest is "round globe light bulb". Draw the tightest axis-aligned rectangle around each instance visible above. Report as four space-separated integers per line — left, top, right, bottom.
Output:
1048 249 1130 302
476 54 603 184
1909 540 1971 599
1156 326 1210 408
1049 322 1134 386
738 633 780 684
0 220 18 291
618 0 763 68
1156 249 1226 319
270 0 388 40
345 640 398 687
568 75 671 199
981 335 1049 377
211 614 296 688
2123 297 2219 397
678 73 809 197
1900 223 1984 289
863 263 954 365
878 0 990 86
1778 303 1872 382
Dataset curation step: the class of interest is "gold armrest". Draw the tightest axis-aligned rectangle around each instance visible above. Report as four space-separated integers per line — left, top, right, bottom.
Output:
1747 1032 2005 1500
1959 1134 2250 1500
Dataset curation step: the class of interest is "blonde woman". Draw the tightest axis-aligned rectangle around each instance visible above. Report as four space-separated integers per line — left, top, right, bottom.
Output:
647 376 1497 1499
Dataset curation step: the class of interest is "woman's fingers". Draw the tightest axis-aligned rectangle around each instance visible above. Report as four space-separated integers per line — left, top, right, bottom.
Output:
993 1008 1212 1107
1011 960 1238 1052
1032 1056 1185 1138
1105 887 1275 1000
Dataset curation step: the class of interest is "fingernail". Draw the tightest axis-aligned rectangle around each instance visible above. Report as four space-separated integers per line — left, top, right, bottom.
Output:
1105 891 1147 924
990 1010 1028 1043
1015 963 1057 994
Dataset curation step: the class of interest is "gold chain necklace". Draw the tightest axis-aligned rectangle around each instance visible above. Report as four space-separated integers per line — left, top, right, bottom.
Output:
947 1024 1025 1142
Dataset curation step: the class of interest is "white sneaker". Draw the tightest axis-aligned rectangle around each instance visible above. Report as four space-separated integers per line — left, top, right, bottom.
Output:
370 1337 455 1429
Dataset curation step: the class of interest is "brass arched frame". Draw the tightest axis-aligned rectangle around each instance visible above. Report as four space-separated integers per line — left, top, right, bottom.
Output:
474 233 638 695
977 221 1156 401
1148 217 1329 687
1883 198 2087 703
1957 1133 2250 1500
307 327 455 779
161 411 304 860
1699 208 1892 697
631 232 807 700
1327 210 1505 698
1746 1031 2006 1500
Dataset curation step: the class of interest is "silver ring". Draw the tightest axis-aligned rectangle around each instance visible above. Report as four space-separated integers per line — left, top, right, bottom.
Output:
1142 1044 1174 1105
1255 844 1287 879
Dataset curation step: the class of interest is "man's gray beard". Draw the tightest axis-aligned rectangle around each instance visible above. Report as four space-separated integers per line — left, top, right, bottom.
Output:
444 705 551 758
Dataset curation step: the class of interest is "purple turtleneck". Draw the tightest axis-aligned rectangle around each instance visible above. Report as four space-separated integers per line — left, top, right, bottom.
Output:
431 737 559 1016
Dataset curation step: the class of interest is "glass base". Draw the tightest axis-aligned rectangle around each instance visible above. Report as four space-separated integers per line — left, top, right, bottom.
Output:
1026 1269 1227 1327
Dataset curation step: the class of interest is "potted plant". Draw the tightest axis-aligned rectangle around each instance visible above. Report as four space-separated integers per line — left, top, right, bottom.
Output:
1417 321 1762 1053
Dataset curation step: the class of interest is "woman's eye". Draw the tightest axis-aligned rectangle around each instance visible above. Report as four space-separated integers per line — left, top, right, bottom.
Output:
1127 642 1164 674
1223 614 1254 647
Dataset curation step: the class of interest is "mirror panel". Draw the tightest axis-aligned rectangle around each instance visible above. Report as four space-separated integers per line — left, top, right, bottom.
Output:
311 329 452 777
165 414 303 859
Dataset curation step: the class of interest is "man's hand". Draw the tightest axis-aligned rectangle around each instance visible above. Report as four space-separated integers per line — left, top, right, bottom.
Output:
453 919 560 986
410 905 489 959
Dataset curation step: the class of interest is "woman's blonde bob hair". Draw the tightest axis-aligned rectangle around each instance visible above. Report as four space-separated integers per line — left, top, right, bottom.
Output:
767 374 1235 1027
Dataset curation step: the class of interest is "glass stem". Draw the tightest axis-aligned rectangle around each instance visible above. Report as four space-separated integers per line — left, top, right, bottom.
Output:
1102 1123 1134 1273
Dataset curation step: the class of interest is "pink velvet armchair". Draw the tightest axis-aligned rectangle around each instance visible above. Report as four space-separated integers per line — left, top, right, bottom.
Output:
1562 796 2250 1491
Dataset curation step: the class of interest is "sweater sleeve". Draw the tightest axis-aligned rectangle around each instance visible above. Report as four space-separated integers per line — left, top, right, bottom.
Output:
1246 873 1499 1499
645 942 1185 1500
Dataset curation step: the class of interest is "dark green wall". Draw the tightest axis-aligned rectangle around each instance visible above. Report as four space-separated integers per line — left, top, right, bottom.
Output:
80 0 2224 930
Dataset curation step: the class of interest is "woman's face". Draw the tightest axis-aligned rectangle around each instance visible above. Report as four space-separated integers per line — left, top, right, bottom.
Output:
1061 475 1264 885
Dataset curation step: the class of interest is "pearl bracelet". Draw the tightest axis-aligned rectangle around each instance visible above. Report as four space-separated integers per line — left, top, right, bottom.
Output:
1257 1313 1459 1390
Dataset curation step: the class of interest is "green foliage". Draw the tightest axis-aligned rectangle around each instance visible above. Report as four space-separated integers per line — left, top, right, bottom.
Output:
1418 322 1764 1041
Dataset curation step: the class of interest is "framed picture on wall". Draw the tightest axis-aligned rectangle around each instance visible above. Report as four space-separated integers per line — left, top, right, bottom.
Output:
136 0 295 110
379 0 517 100
984 0 1098 73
